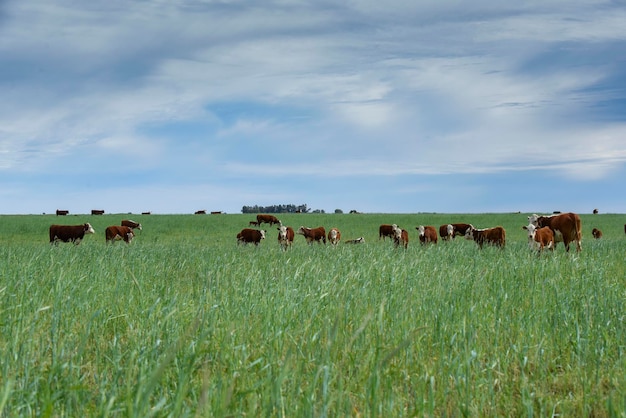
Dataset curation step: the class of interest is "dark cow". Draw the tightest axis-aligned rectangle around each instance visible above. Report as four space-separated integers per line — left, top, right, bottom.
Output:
257 214 281 226
523 224 554 252
439 224 454 240
416 225 438 244
121 219 142 231
345 237 365 244
56 209 69 216
237 228 266 245
297 226 326 244
392 224 409 249
49 223 95 245
328 228 341 245
194 210 206 215
593 208 599 214
91 209 105 215
450 223 472 238
592 228 603 239
528 212 582 252
105 225 135 244
464 225 506 249
277 225 295 251
141 211 151 215
249 220 260 227
379 224 395 240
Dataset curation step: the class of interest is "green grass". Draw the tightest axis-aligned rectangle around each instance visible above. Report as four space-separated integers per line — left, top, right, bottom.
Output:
0 213 625 416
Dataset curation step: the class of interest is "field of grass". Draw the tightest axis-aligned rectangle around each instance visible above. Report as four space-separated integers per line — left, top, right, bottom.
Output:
1 212 625 416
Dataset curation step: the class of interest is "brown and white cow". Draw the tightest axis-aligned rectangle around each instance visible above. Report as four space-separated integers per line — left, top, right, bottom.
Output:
277 225 295 251
528 212 582 252
237 228 266 245
328 228 341 245
592 228 603 239
450 223 472 238
416 225 438 245
439 224 454 240
522 224 554 252
49 223 95 245
464 225 506 249
257 214 281 226
379 224 395 240
105 225 135 244
392 224 409 249
297 226 326 244
121 219 142 231
345 237 365 244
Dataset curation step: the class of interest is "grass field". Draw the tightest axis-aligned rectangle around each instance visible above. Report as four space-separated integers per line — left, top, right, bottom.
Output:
1 212 625 417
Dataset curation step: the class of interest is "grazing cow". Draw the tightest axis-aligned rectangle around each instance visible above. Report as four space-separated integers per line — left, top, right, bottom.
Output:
328 228 341 245
439 224 454 240
296 226 326 244
522 224 554 252
49 223 95 245
121 219 142 231
345 237 365 244
379 224 395 240
141 211 151 215
91 209 105 215
105 225 135 244
528 212 582 252
392 224 409 249
416 225 438 245
464 225 506 249
195 210 206 215
277 225 295 251
249 220 260 227
256 214 281 226
592 228 603 239
56 209 69 216
237 228 266 245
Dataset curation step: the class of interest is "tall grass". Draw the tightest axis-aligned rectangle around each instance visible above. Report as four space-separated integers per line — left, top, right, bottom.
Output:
0 213 624 416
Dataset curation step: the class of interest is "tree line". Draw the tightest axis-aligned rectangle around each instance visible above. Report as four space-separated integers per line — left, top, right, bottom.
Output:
241 204 311 214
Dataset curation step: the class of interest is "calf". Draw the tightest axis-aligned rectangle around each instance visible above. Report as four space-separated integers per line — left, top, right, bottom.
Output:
49 223 95 245
416 225 438 245
105 225 135 244
528 212 582 252
121 219 142 231
464 225 506 249
237 228 266 245
392 224 409 249
328 228 341 245
345 237 365 244
249 220 260 227
277 225 295 251
296 226 326 244
592 228 603 239
522 224 554 252
439 224 454 240
379 224 395 240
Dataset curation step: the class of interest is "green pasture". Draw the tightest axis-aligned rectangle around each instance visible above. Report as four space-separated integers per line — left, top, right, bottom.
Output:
0 213 625 416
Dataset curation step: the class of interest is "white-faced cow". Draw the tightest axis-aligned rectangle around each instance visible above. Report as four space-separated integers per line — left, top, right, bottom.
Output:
105 225 135 244
345 237 365 244
328 228 341 246
522 224 554 253
528 212 582 252
277 225 295 251
257 214 281 226
121 219 142 231
237 228 266 245
297 226 326 244
49 223 95 245
439 224 454 240
592 228 603 239
416 225 438 245
379 224 395 240
464 225 506 249
392 224 409 249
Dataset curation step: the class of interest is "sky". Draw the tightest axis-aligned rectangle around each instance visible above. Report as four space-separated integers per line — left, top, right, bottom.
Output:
1 0 626 215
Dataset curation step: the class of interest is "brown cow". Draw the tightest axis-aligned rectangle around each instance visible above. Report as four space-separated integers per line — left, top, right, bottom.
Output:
464 225 506 249
249 220 260 227
121 219 142 230
237 228 266 245
49 223 95 245
328 228 341 245
379 224 395 240
416 225 438 244
439 224 454 240
297 226 326 244
91 209 105 215
528 213 582 252
277 225 295 251
592 228 603 239
523 224 554 252
105 225 135 244
449 223 472 238
257 214 281 226
55 209 69 216
392 224 409 249
194 210 206 215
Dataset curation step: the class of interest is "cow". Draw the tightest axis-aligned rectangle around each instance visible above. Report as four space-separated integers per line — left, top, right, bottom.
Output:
237 228 266 245
105 225 135 244
277 225 295 251
121 219 142 231
379 224 395 240
416 225 438 245
256 214 281 226
296 226 326 244
449 223 472 238
328 228 341 245
522 224 554 253
464 225 506 249
528 212 582 252
194 210 206 215
345 237 365 244
141 211 151 215
392 224 409 249
592 228 603 239
249 220 260 227
593 208 599 214
91 209 105 215
56 209 69 216
49 223 95 245
439 224 454 240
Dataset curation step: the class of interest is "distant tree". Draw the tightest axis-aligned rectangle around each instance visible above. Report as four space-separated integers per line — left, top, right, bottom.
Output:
241 204 310 214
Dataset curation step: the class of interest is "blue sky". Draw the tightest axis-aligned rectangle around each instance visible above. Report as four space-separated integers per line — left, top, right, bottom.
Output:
1 1 626 214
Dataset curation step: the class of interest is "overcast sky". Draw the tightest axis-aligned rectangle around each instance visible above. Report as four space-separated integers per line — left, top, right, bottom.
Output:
1 1 625 214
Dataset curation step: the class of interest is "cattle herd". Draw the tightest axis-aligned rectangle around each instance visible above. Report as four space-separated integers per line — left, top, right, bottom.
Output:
49 219 142 245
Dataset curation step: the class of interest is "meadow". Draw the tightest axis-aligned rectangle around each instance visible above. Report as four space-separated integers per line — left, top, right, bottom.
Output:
0 212 625 417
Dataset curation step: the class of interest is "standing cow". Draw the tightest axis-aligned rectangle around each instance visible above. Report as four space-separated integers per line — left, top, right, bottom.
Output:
439 224 454 240
328 228 341 246
296 226 326 244
416 225 438 245
105 225 135 244
379 224 395 240
528 212 582 252
49 223 95 245
121 219 142 231
277 225 295 251
523 224 554 253
257 214 281 226
237 228 266 245
392 224 409 249
464 225 506 249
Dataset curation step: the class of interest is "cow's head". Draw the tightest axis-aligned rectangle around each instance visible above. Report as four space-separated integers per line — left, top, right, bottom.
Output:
296 226 307 235
522 223 537 241
277 225 287 240
392 224 402 239
464 225 476 240
446 224 454 236
260 230 266 239
126 230 135 242
84 223 95 234
416 225 425 236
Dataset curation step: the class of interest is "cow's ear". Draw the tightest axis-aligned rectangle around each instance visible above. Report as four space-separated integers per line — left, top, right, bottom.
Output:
522 226 528 230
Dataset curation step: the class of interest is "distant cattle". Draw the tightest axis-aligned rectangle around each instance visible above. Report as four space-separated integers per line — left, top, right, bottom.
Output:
249 220 260 227
105 225 135 244
465 225 506 249
237 228 266 245
416 225 438 244
91 209 105 215
439 224 454 240
592 228 603 239
121 219 142 230
211 211 223 215
297 226 326 244
345 237 365 244
49 223 95 245
392 224 409 249
593 208 599 214
56 209 69 216
257 214 281 226
277 225 295 251
141 211 151 215
379 224 395 240
194 210 206 215
328 228 341 245
528 212 582 252
523 224 554 252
